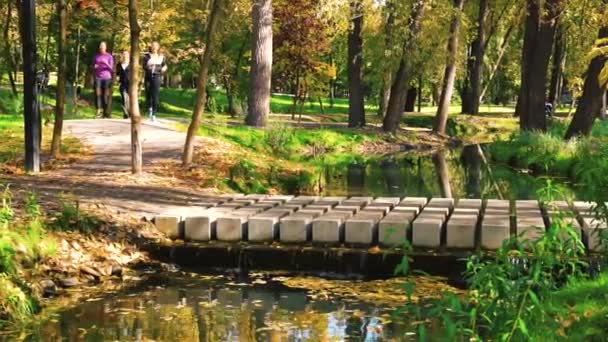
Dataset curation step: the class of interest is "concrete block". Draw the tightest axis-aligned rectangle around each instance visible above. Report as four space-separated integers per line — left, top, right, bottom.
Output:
412 218 443 248
453 207 480 215
304 205 333 213
400 197 428 208
515 209 541 217
333 205 360 214
312 212 351 243
484 208 510 215
296 209 325 218
456 199 482 208
233 199 257 206
244 194 267 200
373 197 401 206
356 211 385 221
417 212 447 221
421 207 450 217
393 206 420 215
184 216 214 241
216 215 247 241
321 196 347 202
487 199 510 209
385 211 416 221
379 214 413 246
341 199 370 208
480 219 511 250
516 225 545 242
313 200 340 208
348 196 374 203
155 215 181 239
217 202 243 209
280 215 313 242
276 204 303 211
426 198 454 209
248 214 283 242
584 227 607 252
294 196 320 202
345 217 377 245
446 218 477 248
361 205 391 215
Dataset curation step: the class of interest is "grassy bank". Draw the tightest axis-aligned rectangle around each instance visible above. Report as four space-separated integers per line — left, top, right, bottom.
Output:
0 187 152 327
487 120 608 200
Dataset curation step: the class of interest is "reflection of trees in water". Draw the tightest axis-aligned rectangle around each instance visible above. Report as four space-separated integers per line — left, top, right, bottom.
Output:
461 145 482 198
380 158 404 196
433 150 453 198
347 163 366 196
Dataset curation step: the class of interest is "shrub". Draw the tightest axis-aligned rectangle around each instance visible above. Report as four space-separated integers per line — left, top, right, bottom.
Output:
0 94 24 115
263 124 294 156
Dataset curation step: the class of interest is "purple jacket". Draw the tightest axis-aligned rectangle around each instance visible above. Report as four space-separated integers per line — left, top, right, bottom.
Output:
94 52 114 80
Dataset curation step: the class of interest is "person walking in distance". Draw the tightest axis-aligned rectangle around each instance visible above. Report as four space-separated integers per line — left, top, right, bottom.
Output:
93 41 114 118
117 50 131 119
143 42 167 121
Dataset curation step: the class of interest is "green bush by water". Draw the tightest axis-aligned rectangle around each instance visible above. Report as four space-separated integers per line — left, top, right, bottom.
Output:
395 183 608 341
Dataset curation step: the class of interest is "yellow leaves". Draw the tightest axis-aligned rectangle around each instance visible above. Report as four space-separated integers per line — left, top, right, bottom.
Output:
274 275 463 307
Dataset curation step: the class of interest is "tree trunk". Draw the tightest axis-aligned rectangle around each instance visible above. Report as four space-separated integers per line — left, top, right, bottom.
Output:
548 24 565 114
564 26 608 139
51 0 67 158
128 0 143 175
460 45 473 114
183 0 224 166
382 0 426 133
377 1 395 118
228 37 247 117
480 23 515 101
433 0 465 135
3 0 17 96
347 0 365 127
469 0 488 115
518 0 562 131
404 87 417 112
246 0 272 127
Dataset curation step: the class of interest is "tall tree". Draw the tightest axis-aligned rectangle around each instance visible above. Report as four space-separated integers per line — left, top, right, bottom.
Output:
517 0 562 131
433 0 466 135
19 0 40 172
51 0 68 158
548 24 565 115
462 0 488 115
347 0 365 127
382 0 426 133
246 0 273 127
183 0 225 166
3 0 17 96
128 0 143 174
564 26 608 139
377 0 395 118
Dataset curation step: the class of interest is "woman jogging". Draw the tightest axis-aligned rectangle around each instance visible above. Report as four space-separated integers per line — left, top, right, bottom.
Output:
143 42 167 121
117 50 130 119
93 41 114 118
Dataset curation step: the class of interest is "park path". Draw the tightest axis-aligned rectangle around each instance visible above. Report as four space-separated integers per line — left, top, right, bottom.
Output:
2 119 215 219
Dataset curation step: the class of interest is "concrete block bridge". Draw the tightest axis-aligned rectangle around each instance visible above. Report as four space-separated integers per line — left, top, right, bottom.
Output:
148 195 606 277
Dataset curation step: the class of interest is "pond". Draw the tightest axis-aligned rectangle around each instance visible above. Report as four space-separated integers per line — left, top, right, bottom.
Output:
7 274 452 341
296 145 586 200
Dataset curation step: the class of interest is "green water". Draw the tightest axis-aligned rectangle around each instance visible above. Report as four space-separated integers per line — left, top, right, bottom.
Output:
308 145 585 200
10 275 414 341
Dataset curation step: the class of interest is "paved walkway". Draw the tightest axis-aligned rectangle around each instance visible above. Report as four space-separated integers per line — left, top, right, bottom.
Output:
2 119 214 218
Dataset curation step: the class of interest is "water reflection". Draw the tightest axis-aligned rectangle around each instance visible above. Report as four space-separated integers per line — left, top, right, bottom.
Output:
19 277 409 341
315 145 583 200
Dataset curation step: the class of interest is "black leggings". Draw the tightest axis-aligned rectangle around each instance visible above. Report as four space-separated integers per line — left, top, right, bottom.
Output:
95 78 112 117
146 75 161 115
